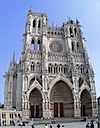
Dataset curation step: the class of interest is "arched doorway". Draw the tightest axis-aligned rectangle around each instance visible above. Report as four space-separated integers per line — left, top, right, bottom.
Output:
81 89 92 116
29 88 42 118
50 80 74 117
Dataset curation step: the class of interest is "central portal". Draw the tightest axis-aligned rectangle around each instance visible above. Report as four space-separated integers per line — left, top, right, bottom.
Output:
50 80 74 117
54 102 64 117
29 88 42 118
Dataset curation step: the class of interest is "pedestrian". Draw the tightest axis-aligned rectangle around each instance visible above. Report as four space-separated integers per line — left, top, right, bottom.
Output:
44 124 48 128
50 124 52 128
86 122 90 128
31 124 34 128
57 124 60 128
90 120 94 128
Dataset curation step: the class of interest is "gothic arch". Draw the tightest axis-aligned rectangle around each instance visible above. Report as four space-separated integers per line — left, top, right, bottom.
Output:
28 87 43 118
49 78 74 117
77 42 80 52
48 74 73 99
27 79 46 102
38 19 41 28
30 61 35 72
31 38 35 50
72 41 75 51
79 84 92 100
33 19 36 27
48 63 53 73
69 27 73 37
37 39 41 50
79 77 84 88
74 28 77 37
80 89 92 116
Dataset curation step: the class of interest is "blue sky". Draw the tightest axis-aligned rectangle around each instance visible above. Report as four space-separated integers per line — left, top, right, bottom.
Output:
0 0 100 103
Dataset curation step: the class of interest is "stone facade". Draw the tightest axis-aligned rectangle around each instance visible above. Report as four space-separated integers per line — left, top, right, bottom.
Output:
4 9 97 119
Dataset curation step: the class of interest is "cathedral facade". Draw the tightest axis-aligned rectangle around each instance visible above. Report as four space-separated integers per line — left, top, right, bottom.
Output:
4 10 97 119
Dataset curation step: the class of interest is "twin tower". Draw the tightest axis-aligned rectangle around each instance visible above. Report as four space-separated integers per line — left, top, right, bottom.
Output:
4 9 97 119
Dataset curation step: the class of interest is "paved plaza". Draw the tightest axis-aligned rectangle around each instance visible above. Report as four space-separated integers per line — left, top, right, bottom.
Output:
0 121 98 128
34 122 97 128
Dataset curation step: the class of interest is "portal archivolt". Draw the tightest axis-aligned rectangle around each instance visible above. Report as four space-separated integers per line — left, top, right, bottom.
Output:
29 88 42 118
50 80 74 117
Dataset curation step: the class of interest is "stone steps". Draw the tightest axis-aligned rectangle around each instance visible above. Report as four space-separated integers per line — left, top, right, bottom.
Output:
26 117 84 126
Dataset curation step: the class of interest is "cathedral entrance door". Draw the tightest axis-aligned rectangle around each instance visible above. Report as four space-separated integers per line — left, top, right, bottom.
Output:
81 89 92 116
54 103 58 117
60 102 64 117
81 105 85 116
36 105 39 117
50 81 74 117
29 87 42 118
30 105 34 118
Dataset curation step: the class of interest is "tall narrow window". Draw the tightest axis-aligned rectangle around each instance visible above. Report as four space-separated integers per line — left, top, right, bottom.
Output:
77 42 79 52
60 64 63 73
54 64 58 73
79 78 84 88
69 27 73 37
72 42 74 51
31 62 35 72
38 19 41 28
74 28 77 37
64 65 67 74
80 65 83 74
36 62 40 72
33 19 36 27
48 64 52 73
31 39 35 50
37 39 41 50
48 66 50 73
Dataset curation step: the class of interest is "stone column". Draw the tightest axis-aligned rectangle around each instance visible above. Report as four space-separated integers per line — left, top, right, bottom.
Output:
98 97 100 128
74 96 81 117
42 97 50 118
16 71 22 111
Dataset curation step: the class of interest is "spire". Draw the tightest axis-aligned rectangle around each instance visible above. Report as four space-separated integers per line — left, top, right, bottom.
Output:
13 52 15 63
11 52 16 64
76 18 81 26
28 7 32 15
8 52 16 71
67 17 74 24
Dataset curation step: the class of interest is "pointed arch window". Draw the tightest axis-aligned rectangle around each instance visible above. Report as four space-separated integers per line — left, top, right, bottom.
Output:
33 19 36 28
79 78 84 88
54 64 58 73
31 62 35 72
64 64 67 74
38 19 41 28
58 64 62 73
77 42 79 52
31 39 35 50
48 64 52 73
69 27 73 37
37 39 41 50
36 62 40 72
72 42 75 51
80 65 84 74
74 28 77 37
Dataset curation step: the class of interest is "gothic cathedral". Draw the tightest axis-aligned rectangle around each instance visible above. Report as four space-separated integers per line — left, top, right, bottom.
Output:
4 9 97 119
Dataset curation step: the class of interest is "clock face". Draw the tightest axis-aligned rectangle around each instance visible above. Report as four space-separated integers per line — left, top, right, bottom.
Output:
49 41 63 53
